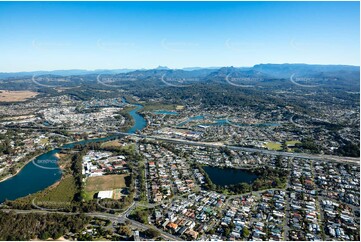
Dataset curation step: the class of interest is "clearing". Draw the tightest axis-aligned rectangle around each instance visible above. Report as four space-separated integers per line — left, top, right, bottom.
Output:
85 174 129 192
100 140 123 148
286 140 301 146
0 90 38 102
264 142 282 151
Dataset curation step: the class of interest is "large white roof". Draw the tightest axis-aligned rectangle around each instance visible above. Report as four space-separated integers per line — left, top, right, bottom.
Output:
98 190 113 199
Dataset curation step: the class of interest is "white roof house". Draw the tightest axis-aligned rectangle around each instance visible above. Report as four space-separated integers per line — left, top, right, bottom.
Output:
97 190 113 199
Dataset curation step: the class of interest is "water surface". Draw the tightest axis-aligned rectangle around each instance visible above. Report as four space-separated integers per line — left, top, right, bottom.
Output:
0 101 146 203
203 166 258 186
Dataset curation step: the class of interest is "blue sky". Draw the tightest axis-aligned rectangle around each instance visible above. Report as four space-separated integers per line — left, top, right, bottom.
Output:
0 1 359 72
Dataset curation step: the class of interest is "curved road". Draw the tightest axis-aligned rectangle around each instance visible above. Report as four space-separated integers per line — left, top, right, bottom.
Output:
0 208 182 241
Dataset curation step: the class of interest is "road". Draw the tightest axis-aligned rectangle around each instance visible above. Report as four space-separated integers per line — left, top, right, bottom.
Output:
5 125 358 164
0 208 182 241
113 132 360 164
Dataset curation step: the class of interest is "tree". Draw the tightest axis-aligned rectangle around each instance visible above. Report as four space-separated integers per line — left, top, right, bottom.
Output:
118 225 133 237
131 209 149 224
223 227 231 237
39 231 50 240
242 227 250 238
144 228 160 238
275 155 282 168
272 177 282 188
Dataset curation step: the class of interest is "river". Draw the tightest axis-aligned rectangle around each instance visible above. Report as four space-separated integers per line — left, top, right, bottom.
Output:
0 101 146 203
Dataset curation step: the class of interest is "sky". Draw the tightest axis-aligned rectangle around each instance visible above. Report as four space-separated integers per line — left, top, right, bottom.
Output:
0 1 359 72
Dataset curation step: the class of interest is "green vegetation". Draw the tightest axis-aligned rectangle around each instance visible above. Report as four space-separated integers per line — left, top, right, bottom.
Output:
129 207 150 224
0 211 90 240
0 129 46 179
36 176 78 204
285 140 301 146
117 224 133 237
144 228 160 239
336 141 360 157
84 174 129 193
242 227 250 238
142 102 178 112
296 138 320 154
118 106 136 132
6 152 82 210
264 142 282 151
138 160 147 202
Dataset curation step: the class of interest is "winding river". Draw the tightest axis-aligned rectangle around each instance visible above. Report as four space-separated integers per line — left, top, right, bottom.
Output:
0 101 146 203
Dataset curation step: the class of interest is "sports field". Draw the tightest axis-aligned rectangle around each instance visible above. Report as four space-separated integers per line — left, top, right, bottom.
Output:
85 174 128 192
264 142 282 150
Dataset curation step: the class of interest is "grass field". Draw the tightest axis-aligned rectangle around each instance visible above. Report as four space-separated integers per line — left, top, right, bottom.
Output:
286 140 301 146
142 102 179 112
37 176 77 203
264 140 301 151
0 90 38 102
264 142 282 150
85 174 129 193
100 140 123 148
39 138 49 145
11 175 77 209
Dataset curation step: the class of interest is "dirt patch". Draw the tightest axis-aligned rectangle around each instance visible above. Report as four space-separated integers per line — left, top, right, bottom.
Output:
100 140 123 148
0 90 38 102
85 174 129 192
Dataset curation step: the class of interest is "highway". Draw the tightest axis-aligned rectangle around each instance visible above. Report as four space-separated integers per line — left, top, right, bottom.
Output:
5 125 359 164
114 132 360 164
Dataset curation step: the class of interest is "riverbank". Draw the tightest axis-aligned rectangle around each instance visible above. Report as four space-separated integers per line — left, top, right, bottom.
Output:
0 121 130 184
0 152 45 183
0 139 79 184
0 101 147 203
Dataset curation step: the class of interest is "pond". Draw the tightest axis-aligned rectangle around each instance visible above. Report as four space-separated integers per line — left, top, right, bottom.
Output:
203 166 258 186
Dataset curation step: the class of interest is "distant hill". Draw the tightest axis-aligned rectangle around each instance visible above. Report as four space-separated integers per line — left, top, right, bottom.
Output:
252 63 359 78
0 69 136 79
0 67 217 78
0 64 359 90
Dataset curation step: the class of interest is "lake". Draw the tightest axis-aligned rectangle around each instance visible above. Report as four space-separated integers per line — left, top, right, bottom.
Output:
0 100 147 203
203 166 258 186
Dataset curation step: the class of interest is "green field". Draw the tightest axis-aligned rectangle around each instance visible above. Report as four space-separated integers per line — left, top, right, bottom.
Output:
265 141 301 151
142 102 178 112
264 142 282 150
37 176 77 203
10 176 77 209
286 140 301 146
100 140 123 148
85 174 129 193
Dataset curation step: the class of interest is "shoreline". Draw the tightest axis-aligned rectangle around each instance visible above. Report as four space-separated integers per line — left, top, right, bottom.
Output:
0 142 70 184
0 133 123 184
0 102 144 196
0 152 44 183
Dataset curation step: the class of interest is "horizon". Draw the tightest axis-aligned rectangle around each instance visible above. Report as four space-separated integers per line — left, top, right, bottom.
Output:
0 1 359 72
1 62 360 74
